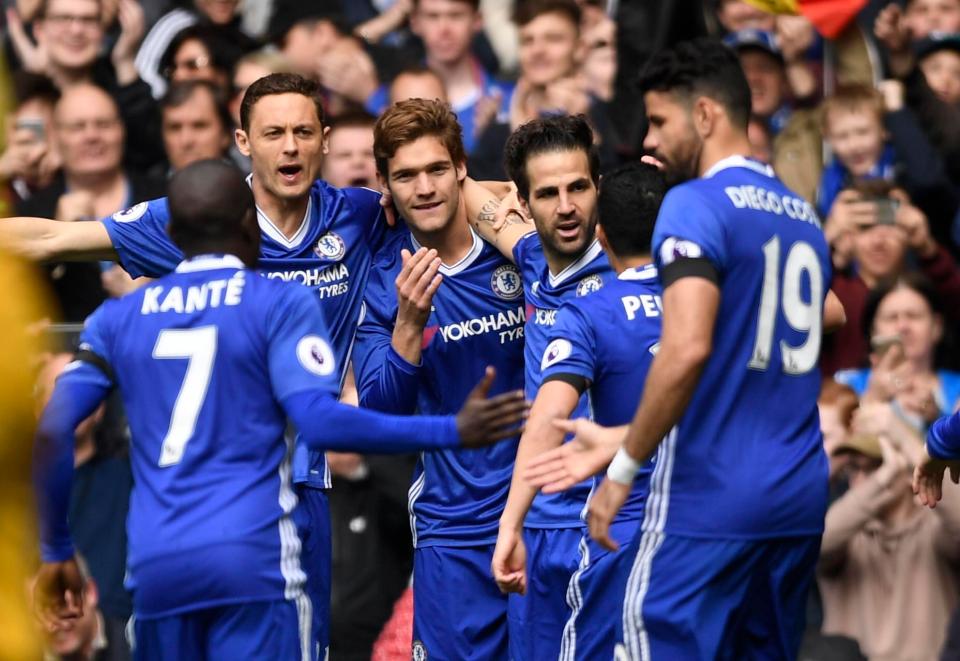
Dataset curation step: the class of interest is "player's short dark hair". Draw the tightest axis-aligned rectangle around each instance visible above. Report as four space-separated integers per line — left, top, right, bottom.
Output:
513 0 581 29
328 110 377 132
597 162 665 258
167 160 254 249
504 114 599 201
240 73 325 133
161 80 232 133
638 37 752 130
413 0 480 11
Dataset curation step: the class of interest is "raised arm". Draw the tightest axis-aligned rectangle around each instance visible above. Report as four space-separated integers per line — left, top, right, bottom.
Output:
0 217 117 262
463 177 534 262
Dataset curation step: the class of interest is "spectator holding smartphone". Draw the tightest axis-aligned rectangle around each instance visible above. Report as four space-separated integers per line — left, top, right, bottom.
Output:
821 180 960 374
835 274 960 425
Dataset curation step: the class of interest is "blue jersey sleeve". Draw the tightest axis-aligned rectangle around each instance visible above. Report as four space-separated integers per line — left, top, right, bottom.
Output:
540 302 597 387
511 231 540 269
101 199 183 278
652 186 728 276
928 411 960 460
34 308 117 562
344 187 388 252
265 283 340 402
353 261 421 415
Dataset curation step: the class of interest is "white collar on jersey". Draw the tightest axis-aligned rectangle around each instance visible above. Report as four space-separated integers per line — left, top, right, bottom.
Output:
548 239 603 287
409 226 484 276
245 173 314 249
618 264 658 281
703 155 775 179
175 254 246 272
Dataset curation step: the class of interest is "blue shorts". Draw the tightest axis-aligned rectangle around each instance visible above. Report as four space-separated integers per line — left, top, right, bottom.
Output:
617 534 821 660
294 485 331 657
132 599 315 660
412 544 508 660
560 518 639 661
507 526 584 661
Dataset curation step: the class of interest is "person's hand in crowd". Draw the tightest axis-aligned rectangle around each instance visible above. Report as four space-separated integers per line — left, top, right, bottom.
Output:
580 16 616 101
0 125 49 182
874 3 915 78
878 79 906 112
6 7 49 76
875 433 911 488
898 372 942 424
54 191 96 223
110 0 145 86
472 89 503 140
824 190 876 262
892 192 938 259
776 15 815 63
853 401 928 464
521 417 623 493
353 0 412 44
33 558 85 632
864 339 912 403
914 444 960 507
509 77 538 131
316 43 379 105
542 76 591 117
100 265 149 297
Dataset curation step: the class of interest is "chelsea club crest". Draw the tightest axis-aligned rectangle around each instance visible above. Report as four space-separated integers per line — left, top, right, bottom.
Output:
575 274 603 297
314 232 346 261
491 265 523 300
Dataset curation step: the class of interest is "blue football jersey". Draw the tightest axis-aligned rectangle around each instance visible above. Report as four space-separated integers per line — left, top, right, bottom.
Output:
512 233 613 528
102 181 387 487
354 228 525 547
651 156 831 538
76 255 340 618
540 264 663 522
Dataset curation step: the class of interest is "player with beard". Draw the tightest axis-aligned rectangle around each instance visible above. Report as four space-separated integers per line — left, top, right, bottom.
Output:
467 115 614 660
553 38 838 658
0 73 504 658
353 99 525 661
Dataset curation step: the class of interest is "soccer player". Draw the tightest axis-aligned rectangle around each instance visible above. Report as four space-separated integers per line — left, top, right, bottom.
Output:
469 115 613 660
0 72 502 654
915 412 960 507
516 162 666 661
353 99 525 660
31 160 527 660
562 38 832 658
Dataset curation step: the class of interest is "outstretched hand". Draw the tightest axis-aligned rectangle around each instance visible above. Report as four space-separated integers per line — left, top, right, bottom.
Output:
913 446 960 508
522 418 621 493
33 557 85 631
456 366 528 447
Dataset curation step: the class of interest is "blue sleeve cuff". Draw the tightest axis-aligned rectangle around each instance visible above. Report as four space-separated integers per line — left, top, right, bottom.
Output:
386 345 423 373
41 542 76 564
928 412 960 460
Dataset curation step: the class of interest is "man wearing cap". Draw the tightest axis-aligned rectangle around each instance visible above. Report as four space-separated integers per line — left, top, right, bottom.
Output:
819 416 960 660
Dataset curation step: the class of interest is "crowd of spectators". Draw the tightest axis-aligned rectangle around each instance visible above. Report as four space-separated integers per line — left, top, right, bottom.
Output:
4 0 960 659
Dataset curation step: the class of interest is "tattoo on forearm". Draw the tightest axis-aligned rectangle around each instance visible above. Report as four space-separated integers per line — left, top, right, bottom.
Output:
478 199 500 225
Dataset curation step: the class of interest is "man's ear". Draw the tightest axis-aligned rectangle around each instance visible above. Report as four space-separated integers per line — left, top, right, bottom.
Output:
456 161 467 182
322 125 330 155
235 128 251 157
596 223 610 253
692 96 715 139
376 169 390 195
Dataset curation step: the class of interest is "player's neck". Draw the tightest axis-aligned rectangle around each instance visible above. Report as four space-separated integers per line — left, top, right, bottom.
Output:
697 135 754 178
609 254 652 275
251 179 310 240
409 204 474 266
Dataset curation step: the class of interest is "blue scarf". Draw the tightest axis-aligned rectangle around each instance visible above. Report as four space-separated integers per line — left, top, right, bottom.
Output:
817 143 897 217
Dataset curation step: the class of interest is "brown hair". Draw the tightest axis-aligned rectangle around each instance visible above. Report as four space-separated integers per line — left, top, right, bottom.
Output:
413 0 480 10
819 379 860 430
820 83 885 133
513 0 581 28
239 73 325 133
373 98 466 176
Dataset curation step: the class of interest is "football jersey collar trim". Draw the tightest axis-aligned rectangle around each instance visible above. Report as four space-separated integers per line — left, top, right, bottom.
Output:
703 155 775 179
409 227 484 276
246 173 313 249
548 239 603 287
619 264 658 281
175 254 246 272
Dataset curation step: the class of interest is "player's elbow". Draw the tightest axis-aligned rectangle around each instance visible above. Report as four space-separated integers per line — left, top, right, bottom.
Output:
824 292 847 334
664 334 712 370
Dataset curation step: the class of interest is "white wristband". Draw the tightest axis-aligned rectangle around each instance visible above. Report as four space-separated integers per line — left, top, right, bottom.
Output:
607 447 640 486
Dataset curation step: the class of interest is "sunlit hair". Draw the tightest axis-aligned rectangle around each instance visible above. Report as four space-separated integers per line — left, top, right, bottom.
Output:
820 83 885 134
373 98 466 176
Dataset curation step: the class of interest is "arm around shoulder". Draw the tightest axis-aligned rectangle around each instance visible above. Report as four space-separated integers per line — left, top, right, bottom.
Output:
0 216 117 262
